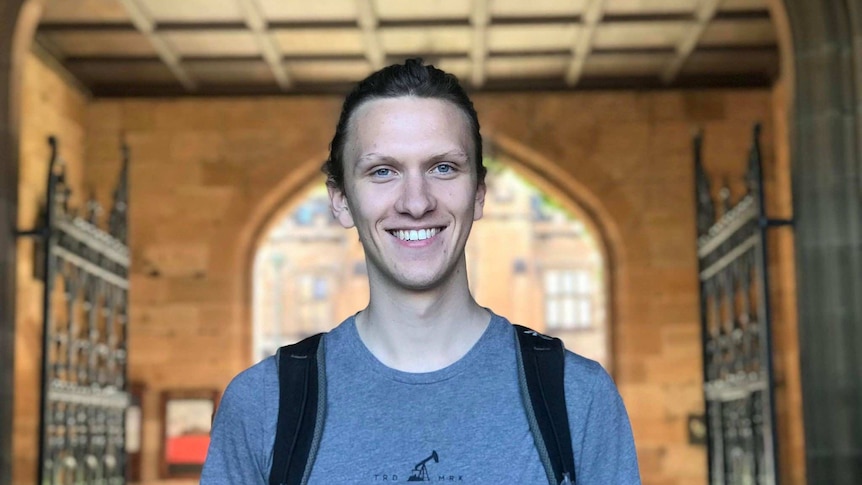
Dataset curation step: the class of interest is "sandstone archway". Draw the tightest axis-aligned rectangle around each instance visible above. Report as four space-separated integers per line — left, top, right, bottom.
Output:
247 147 620 370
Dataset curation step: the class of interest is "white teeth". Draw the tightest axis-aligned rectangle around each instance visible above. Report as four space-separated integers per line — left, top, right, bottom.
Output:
393 228 439 241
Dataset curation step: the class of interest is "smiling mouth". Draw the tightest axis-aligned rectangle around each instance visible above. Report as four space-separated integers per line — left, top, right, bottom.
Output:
388 227 444 242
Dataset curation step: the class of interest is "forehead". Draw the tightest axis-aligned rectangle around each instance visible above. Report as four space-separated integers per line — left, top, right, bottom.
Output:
344 96 474 163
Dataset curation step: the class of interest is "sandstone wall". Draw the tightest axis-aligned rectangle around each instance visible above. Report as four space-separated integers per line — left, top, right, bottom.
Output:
13 51 804 485
14 50 88 485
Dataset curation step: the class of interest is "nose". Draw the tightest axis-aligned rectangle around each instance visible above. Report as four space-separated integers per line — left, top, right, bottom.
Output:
395 172 436 218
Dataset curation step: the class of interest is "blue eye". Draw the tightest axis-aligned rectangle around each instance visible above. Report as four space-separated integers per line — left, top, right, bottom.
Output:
373 167 392 177
434 163 454 174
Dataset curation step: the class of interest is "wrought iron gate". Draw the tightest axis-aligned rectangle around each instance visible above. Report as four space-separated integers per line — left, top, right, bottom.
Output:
19 136 130 484
693 124 790 485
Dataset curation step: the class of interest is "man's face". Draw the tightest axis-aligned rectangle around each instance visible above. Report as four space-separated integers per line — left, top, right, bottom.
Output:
328 96 486 293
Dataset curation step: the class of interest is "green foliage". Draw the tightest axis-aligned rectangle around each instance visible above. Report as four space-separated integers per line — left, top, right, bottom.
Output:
484 156 576 220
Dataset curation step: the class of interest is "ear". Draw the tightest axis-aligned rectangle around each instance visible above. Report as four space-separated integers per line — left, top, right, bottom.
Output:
473 181 486 221
327 183 355 229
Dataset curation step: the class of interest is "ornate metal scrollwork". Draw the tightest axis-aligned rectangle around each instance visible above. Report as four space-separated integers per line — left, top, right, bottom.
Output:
18 136 130 485
693 124 791 485
693 130 716 237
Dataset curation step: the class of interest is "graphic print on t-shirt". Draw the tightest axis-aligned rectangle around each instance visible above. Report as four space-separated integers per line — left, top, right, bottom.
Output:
373 450 464 482
407 450 438 481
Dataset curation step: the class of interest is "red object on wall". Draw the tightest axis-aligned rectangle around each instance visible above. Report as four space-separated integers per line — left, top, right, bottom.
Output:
166 434 210 464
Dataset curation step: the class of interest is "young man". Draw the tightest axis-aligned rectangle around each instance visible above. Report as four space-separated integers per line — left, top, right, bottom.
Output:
202 59 640 484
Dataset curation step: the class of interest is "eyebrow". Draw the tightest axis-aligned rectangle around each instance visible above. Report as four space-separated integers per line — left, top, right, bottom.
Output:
356 153 393 166
357 150 469 166
431 150 470 162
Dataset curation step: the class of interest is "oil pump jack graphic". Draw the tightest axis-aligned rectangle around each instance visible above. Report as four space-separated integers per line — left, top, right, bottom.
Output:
407 450 439 481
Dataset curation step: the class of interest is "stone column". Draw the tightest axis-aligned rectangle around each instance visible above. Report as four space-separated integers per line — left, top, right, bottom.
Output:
0 1 26 483
782 0 862 483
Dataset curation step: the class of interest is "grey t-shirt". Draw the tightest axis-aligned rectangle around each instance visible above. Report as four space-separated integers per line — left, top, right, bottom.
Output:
201 314 640 484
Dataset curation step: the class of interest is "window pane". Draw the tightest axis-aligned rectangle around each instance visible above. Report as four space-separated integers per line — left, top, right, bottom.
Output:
562 298 576 328
313 277 328 300
545 271 559 294
578 299 591 327
547 299 559 327
576 270 590 292
562 270 575 293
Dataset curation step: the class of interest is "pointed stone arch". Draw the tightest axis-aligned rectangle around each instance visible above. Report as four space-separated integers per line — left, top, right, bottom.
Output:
243 133 628 371
1 0 45 480
249 179 368 361
483 132 629 372
230 151 330 364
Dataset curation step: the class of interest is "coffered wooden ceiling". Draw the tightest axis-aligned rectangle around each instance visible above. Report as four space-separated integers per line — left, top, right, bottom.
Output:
35 0 779 96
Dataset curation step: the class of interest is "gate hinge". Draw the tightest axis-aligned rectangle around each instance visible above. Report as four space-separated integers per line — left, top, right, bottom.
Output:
761 217 794 228
15 227 44 238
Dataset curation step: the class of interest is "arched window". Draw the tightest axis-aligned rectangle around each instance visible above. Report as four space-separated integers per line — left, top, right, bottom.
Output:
252 161 609 368
251 183 367 362
465 159 609 368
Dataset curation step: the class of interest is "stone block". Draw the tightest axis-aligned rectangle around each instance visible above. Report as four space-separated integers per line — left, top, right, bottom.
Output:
616 323 664 356
620 383 666 419
636 445 669 483
649 92 688 122
86 102 121 134
614 354 648 383
169 131 225 163
634 416 687 445
682 91 727 121
140 243 210 278
119 99 158 131
644 355 702 385
163 276 230 304
723 90 772 121
662 444 708 479
663 384 705 419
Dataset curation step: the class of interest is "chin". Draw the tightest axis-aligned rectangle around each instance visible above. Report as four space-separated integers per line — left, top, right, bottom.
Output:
391 267 462 293
378 269 434 290
395 277 441 292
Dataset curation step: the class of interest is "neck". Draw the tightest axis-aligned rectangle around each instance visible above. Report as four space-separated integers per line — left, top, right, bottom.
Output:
356 268 491 372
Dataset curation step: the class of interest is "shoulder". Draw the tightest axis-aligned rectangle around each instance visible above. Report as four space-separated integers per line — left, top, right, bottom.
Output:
218 355 279 419
226 355 278 395
507 321 607 384
561 349 623 410
561 352 640 481
203 356 280 483
495 316 619 399
563 350 609 389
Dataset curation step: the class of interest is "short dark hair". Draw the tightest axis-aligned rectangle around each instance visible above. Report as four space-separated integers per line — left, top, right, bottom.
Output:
323 58 486 192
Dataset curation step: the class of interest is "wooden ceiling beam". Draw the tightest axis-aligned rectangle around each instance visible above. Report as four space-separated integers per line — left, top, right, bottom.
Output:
116 0 196 91
236 0 291 90
565 0 606 86
85 72 775 98
661 0 722 84
33 32 66 61
356 0 384 70
56 44 776 66
31 39 93 97
36 0 779 94
37 22 138 32
470 0 489 87
35 11 773 34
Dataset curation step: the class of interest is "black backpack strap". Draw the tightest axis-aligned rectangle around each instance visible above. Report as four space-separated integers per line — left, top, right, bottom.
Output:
269 333 326 485
513 325 576 485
